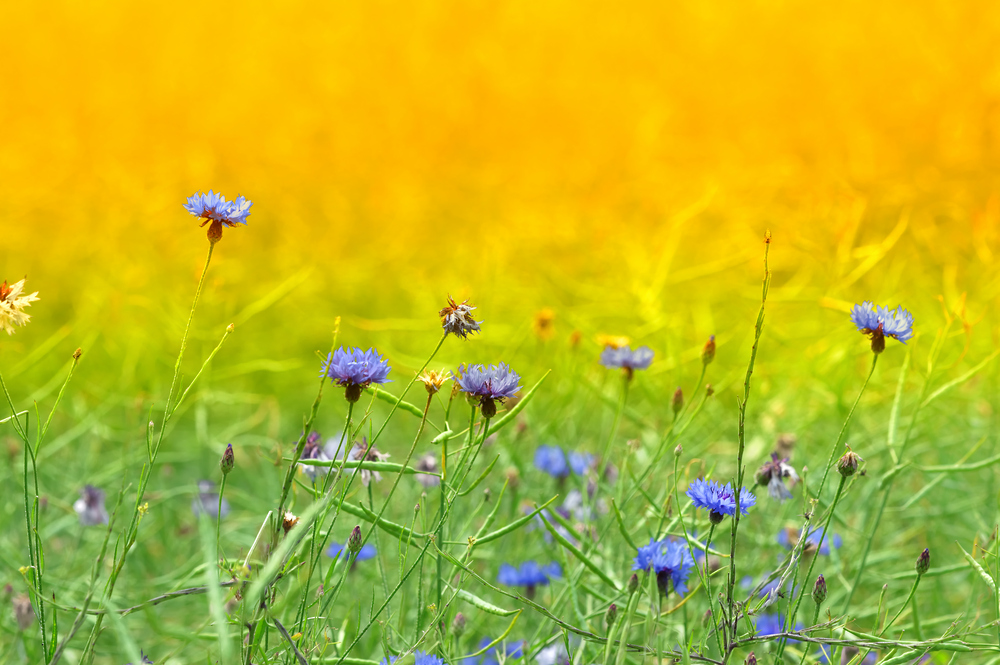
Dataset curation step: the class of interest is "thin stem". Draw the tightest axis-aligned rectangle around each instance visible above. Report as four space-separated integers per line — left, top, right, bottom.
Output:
814 354 878 502
216 475 228 561
600 375 629 474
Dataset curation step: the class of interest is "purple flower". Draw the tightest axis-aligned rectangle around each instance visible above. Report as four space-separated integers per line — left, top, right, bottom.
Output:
535 445 569 478
497 561 561 594
456 362 522 417
600 345 654 371
73 485 109 527
183 190 252 242
850 301 914 353
191 480 229 519
755 614 802 639
686 478 756 523
776 526 842 556
327 541 376 561
321 347 392 402
568 451 594 475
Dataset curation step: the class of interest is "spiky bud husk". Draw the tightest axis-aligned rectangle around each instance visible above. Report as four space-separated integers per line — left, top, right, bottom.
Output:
206 220 224 244
628 573 639 594
220 443 235 476
344 383 363 403
605 603 617 628
480 397 498 419
702 335 716 365
870 328 886 355
348 525 362 555
916 548 930 576
452 612 466 638
709 510 725 524
812 574 827 605
837 450 861 477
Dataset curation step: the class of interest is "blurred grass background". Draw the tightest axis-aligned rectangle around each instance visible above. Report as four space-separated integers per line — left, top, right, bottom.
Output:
2 0 1000 660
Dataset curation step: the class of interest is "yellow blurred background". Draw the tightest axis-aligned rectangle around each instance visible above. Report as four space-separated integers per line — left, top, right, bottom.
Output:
1 0 998 400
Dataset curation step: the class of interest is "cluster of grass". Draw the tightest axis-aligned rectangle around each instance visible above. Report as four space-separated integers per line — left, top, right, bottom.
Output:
2 219 999 665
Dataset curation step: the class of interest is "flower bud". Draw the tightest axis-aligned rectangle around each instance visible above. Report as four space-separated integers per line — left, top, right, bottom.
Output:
348 525 362 555
628 573 639 594
344 384 363 403
916 548 930 576
709 510 725 525
702 335 716 365
220 443 235 476
452 612 466 637
705 384 715 397
673 444 683 458
73 348 83 360
745 652 757 665
837 449 862 477
671 387 684 416
812 574 827 605
605 603 617 628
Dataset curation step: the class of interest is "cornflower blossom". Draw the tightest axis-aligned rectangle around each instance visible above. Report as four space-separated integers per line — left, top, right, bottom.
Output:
440 296 482 339
686 478 756 523
191 480 229 519
535 643 570 665
754 453 800 502
599 345 654 379
414 453 440 487
755 614 801 639
497 561 561 598
0 278 39 335
183 190 252 243
568 451 594 475
631 538 694 596
456 362 522 418
321 346 392 403
73 485 109 526
850 301 914 354
777 526 843 556
327 541 376 561
380 652 444 665
534 445 569 478
461 637 524 665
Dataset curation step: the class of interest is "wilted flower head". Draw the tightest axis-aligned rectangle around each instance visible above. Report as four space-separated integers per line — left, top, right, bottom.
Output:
600 345 654 379
335 438 389 486
282 512 299 534
497 561 561 597
414 453 441 487
850 301 914 353
754 453 800 502
183 190 252 243
0 278 39 335
298 431 333 482
417 368 451 394
73 485 109 526
777 526 842 556
534 445 569 478
686 478 756 523
321 347 392 402
440 296 482 339
191 480 229 519
12 594 34 631
456 362 522 418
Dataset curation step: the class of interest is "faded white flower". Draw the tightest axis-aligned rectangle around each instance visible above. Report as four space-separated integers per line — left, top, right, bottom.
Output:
0 278 39 335
73 485 109 526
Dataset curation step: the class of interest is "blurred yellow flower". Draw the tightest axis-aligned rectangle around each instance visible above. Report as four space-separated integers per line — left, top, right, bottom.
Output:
418 369 451 394
0 278 39 335
596 334 630 350
533 308 555 341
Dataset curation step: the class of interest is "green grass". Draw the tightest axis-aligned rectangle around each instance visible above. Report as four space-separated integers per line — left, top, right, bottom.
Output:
3 233 1000 665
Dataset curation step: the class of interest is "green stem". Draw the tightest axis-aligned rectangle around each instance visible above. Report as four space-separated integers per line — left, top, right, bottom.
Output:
599 375 629 475
814 354 878 503
216 474 228 561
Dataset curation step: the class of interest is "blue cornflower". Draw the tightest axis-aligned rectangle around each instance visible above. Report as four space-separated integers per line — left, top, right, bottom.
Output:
850 301 914 354
534 445 569 478
755 614 802 639
776 526 842 556
321 346 392 403
183 190 252 243
456 362 522 418
497 561 561 597
462 637 525 665
651 540 695 596
191 480 229 520
381 651 445 665
632 537 664 572
686 478 756 523
600 345 654 379
327 541 376 561
568 451 594 475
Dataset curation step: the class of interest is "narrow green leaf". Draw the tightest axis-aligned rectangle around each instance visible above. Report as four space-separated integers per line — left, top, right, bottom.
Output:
458 455 499 496
538 510 620 591
487 370 551 435
920 350 1000 409
611 499 637 550
474 496 559 546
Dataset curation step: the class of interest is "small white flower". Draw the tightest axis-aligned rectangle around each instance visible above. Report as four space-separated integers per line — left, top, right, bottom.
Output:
0 278 39 335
